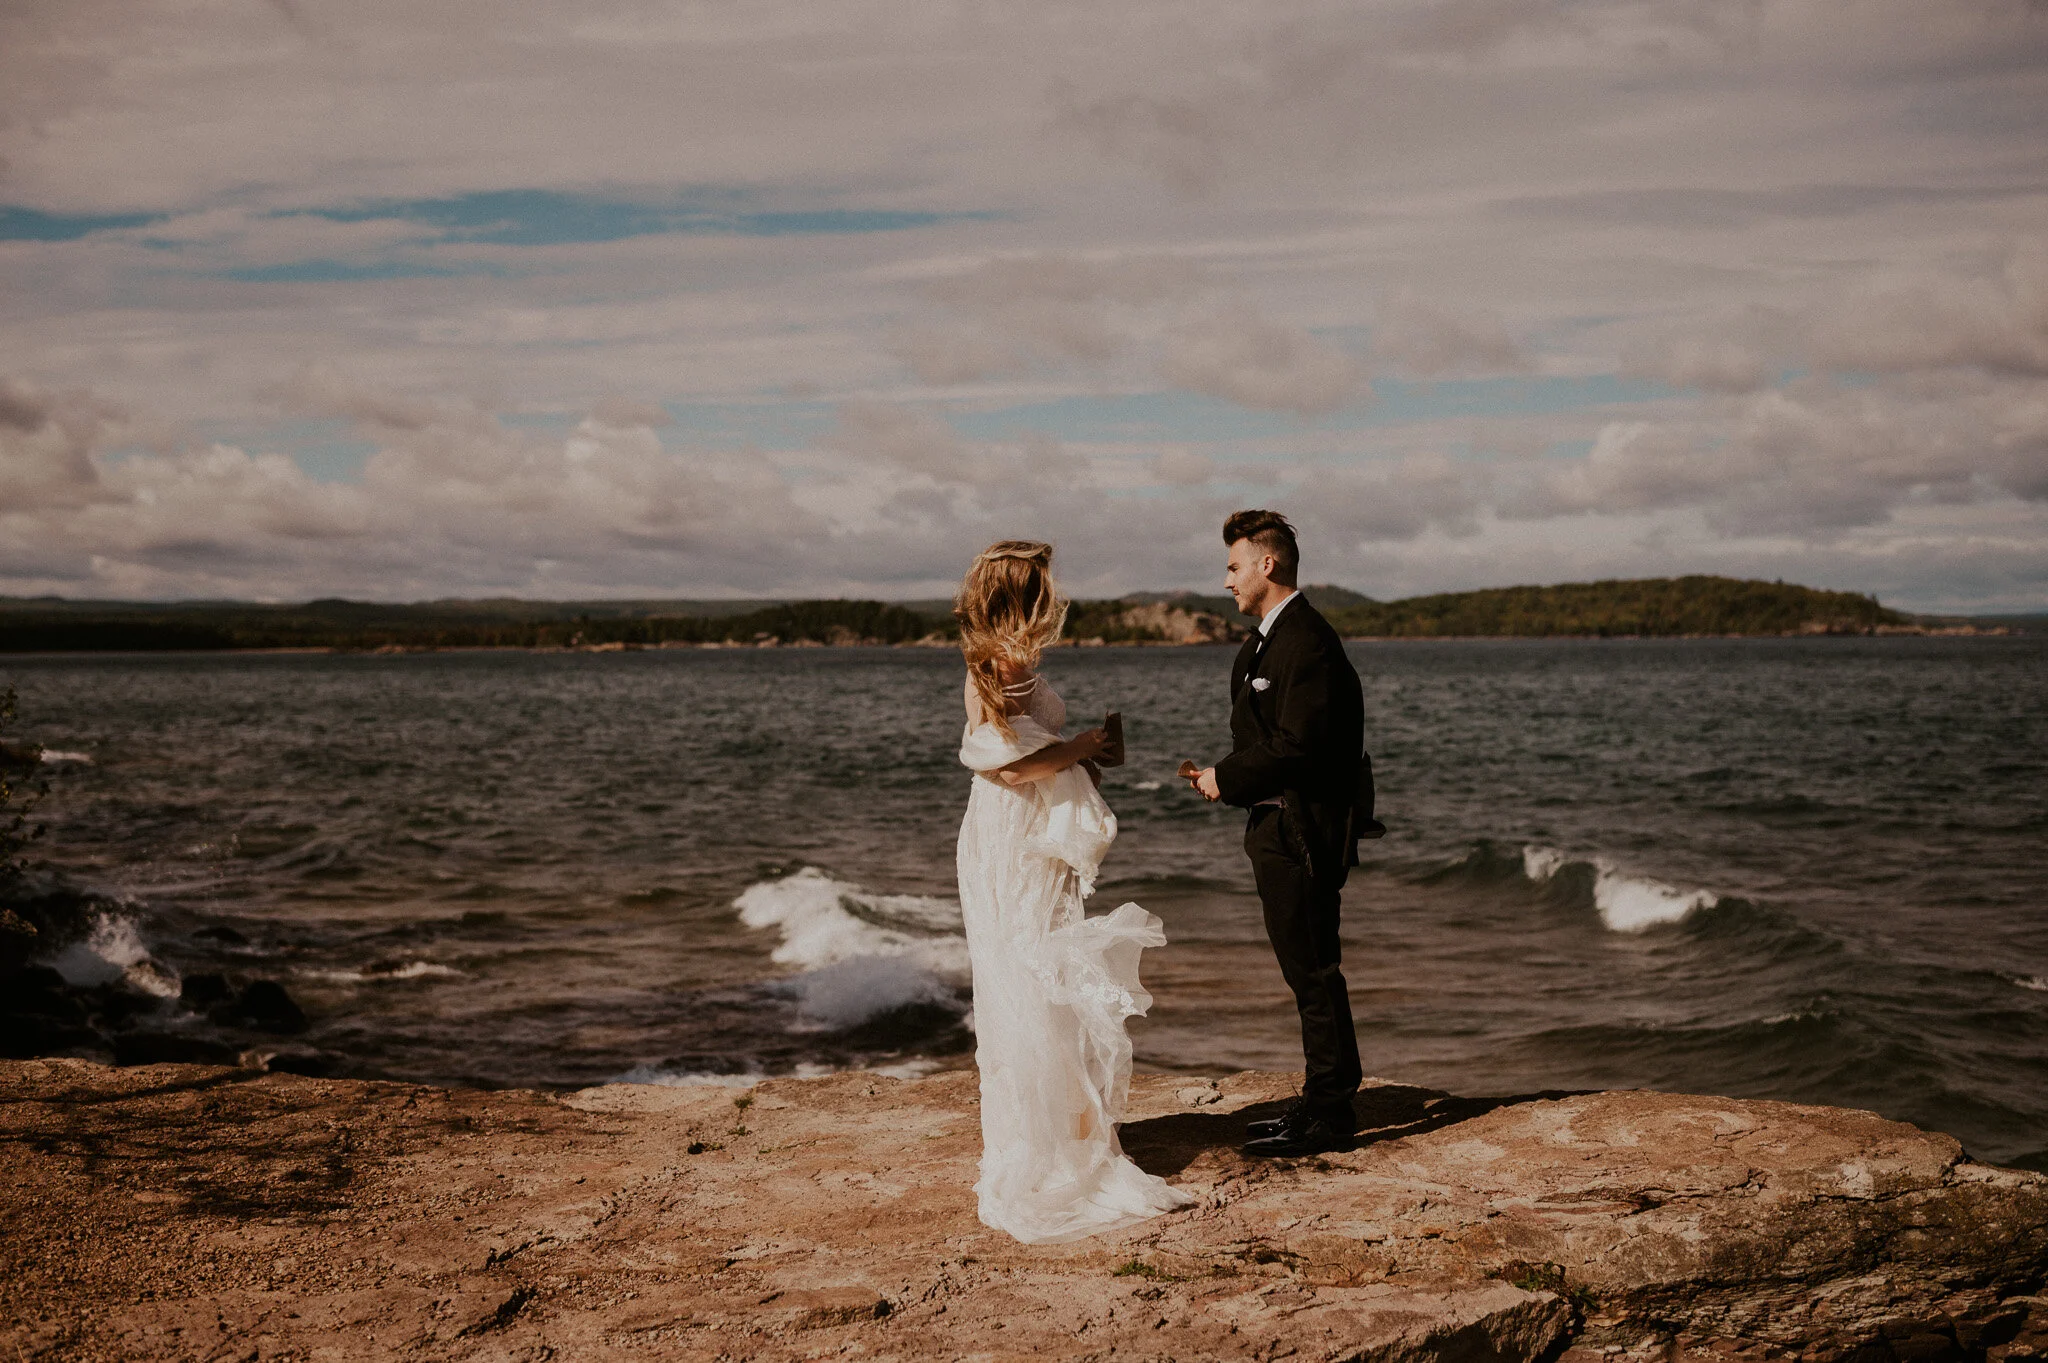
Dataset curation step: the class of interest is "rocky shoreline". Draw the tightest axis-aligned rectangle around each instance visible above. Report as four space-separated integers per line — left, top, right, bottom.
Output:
4 1060 2043 1363
1 872 341 1079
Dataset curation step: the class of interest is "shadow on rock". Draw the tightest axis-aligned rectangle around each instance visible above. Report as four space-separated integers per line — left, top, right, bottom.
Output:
7 1066 375 1221
1121 1083 1592 1177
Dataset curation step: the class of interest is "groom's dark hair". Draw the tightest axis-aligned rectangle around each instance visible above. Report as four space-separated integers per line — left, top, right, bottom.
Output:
1223 509 1299 586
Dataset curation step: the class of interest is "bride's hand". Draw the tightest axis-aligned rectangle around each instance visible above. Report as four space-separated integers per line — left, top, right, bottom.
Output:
1071 727 1110 761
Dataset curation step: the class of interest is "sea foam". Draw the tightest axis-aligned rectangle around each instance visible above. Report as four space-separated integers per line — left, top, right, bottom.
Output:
776 954 961 1030
735 866 967 979
606 1056 942 1088
735 868 973 1036
607 1062 828 1089
298 961 461 984
50 913 181 998
1522 844 1719 932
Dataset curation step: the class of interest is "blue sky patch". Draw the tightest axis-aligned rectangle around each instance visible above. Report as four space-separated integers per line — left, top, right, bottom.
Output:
218 259 514 283
0 205 163 241
292 188 981 247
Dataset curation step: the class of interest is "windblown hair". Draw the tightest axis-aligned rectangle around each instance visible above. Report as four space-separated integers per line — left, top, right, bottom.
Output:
955 540 1068 738
1222 508 1300 586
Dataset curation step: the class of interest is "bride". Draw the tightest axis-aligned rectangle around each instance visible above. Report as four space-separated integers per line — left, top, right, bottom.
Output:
953 540 1195 1244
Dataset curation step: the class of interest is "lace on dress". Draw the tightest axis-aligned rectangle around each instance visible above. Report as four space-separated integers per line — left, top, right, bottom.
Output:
955 672 1194 1244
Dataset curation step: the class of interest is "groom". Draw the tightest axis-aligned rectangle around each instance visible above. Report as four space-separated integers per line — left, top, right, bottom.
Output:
1190 509 1372 1157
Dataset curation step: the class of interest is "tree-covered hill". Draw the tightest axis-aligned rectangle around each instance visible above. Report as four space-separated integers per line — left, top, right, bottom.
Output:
0 597 935 651
1302 576 1907 638
0 575 1927 651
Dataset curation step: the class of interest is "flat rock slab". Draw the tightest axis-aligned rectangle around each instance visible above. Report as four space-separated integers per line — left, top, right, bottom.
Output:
3 1059 2044 1362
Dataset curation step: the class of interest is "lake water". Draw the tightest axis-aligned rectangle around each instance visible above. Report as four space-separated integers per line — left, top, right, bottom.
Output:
6 636 2045 1168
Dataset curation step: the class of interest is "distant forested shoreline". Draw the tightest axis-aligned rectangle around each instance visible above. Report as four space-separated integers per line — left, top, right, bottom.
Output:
0 576 2020 652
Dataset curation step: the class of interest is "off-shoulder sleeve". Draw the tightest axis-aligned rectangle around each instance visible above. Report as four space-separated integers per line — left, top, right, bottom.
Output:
960 715 1119 895
958 713 1060 773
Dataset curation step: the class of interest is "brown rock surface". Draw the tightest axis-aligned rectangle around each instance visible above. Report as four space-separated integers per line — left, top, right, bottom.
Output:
3 1059 2043 1362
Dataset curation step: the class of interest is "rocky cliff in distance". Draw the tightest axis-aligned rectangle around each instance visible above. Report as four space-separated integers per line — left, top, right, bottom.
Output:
4 1061 2043 1362
1063 598 1243 644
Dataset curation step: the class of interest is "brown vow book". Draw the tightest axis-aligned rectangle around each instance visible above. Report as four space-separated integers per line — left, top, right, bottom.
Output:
1098 712 1125 767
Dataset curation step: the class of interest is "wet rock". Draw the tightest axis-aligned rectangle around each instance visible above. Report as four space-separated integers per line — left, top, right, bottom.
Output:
0 965 102 1058
209 979 307 1034
0 871 100 952
0 907 36 974
192 924 250 945
0 967 102 1058
3 965 84 1025
87 985 161 1029
177 971 233 1010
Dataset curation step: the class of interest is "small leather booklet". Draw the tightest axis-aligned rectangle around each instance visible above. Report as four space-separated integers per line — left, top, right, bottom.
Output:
1099 711 1125 767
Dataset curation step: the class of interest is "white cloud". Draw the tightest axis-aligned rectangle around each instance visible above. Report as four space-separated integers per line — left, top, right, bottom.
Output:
1158 306 1366 415
1626 335 1777 395
0 378 128 512
1501 378 2048 535
1149 447 1215 486
3 0 2047 607
1812 245 2048 379
890 254 1205 384
1371 292 1527 377
1299 452 1482 544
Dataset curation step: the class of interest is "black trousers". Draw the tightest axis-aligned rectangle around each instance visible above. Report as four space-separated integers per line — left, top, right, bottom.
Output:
1245 805 1362 1114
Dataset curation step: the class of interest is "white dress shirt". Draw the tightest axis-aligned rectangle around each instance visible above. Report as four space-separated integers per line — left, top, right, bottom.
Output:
1257 589 1300 640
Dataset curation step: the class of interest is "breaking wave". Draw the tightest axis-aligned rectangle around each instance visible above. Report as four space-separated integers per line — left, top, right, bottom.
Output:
49 913 181 998
773 954 961 1031
735 866 967 978
1519 844 1720 932
1426 841 1724 932
297 960 461 984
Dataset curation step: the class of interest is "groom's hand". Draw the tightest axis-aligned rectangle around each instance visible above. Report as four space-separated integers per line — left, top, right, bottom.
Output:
1194 767 1221 801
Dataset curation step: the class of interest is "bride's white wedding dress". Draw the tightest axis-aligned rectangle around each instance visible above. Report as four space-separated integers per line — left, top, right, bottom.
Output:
956 673 1195 1244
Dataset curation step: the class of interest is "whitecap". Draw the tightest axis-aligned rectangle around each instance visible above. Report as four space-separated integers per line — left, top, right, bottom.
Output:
775 955 962 1031
2012 975 2048 993
1519 843 1717 932
734 867 967 979
1132 780 1163 792
298 960 460 984
606 1060 839 1088
49 914 181 998
38 750 93 766
1591 865 1717 932
1521 845 1568 882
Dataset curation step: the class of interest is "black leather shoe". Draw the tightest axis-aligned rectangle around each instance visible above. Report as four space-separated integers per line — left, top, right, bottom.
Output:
1244 1097 1306 1141
1243 1115 1353 1158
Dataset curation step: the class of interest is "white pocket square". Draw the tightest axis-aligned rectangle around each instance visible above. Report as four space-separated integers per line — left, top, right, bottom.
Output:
1250 676 1271 692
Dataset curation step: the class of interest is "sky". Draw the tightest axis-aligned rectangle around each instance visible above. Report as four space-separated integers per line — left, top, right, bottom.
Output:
2 1 2046 610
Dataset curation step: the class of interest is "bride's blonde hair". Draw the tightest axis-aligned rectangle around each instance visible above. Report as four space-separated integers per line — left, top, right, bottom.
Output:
955 540 1068 737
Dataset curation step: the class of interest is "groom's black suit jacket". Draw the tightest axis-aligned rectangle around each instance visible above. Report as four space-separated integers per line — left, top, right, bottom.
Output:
1214 596 1371 882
